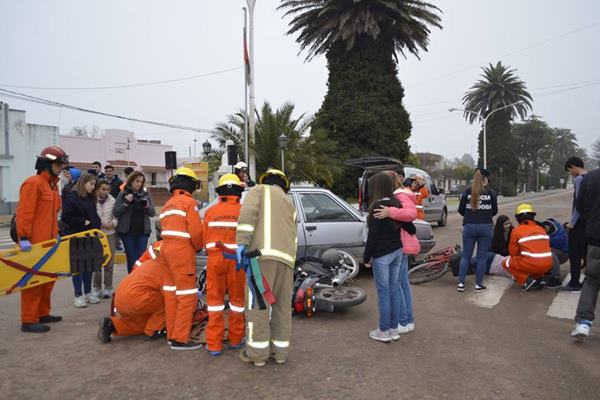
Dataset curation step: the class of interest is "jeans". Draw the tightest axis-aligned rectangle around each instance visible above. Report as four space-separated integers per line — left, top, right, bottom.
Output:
398 254 414 326
120 234 149 273
575 245 600 323
459 223 493 286
72 272 92 297
372 248 403 331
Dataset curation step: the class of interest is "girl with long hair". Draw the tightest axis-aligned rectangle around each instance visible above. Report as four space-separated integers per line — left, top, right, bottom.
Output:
457 169 498 292
491 215 513 257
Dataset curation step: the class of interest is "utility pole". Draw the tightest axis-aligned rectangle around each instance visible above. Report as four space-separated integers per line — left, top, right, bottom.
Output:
246 0 256 181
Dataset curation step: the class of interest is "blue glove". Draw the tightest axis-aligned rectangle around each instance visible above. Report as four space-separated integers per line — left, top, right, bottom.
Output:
236 245 247 264
19 239 32 252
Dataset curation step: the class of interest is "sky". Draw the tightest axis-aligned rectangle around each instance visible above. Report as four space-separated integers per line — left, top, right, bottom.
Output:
1 0 598 161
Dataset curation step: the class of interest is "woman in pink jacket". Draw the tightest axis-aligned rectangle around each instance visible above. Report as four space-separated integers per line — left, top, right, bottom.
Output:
374 174 419 335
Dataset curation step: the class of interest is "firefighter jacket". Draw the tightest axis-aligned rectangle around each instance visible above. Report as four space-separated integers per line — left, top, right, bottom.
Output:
16 171 61 243
159 191 203 251
134 240 163 269
236 184 297 267
415 186 429 220
507 220 553 270
204 196 241 252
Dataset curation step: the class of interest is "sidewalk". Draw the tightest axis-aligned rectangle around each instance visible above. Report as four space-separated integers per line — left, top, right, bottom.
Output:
447 189 567 213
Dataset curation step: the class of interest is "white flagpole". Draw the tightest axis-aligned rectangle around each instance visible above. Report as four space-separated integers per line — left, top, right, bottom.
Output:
246 0 256 181
243 7 249 164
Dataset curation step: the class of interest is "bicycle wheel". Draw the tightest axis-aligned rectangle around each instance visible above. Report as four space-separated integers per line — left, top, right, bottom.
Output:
408 261 449 284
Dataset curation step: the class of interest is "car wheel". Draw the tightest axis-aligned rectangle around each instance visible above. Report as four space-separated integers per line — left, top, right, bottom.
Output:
437 207 447 227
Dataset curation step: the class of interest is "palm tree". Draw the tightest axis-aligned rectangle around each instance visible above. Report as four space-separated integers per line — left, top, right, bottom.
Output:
462 62 532 195
279 0 442 197
462 62 533 122
547 128 580 188
211 111 246 163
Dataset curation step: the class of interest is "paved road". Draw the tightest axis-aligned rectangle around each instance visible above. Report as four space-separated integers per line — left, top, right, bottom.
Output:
1 189 599 400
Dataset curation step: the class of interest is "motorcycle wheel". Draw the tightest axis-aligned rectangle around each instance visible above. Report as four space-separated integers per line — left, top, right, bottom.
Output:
316 286 366 309
408 261 449 284
336 250 360 279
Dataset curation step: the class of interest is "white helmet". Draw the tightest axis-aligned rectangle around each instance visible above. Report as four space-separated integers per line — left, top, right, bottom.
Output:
234 161 248 170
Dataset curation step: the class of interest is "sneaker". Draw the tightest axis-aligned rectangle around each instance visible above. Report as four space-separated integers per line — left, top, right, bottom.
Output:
475 284 487 293
207 348 223 357
456 282 465 292
39 315 62 323
571 321 591 342
543 277 562 289
74 296 87 308
86 293 101 304
170 340 203 351
147 329 167 341
557 284 582 294
390 324 411 340
406 323 415 332
229 340 245 350
272 357 286 364
21 322 50 333
239 350 266 367
97 317 114 343
91 289 102 299
521 277 539 292
101 288 113 299
369 328 391 343
389 327 400 341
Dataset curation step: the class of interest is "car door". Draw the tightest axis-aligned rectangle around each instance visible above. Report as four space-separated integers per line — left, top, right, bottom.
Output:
287 191 307 259
297 191 366 260
424 176 443 222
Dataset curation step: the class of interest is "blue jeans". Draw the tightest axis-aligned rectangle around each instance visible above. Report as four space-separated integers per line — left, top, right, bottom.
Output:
459 223 493 285
399 254 414 326
72 272 92 297
372 248 403 331
120 234 149 273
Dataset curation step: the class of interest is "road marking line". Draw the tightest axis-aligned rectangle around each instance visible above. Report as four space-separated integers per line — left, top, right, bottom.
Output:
465 276 513 309
547 273 583 320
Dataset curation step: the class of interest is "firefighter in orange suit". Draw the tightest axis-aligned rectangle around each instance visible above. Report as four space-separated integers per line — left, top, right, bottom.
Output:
205 174 245 356
133 240 162 271
414 175 429 220
16 146 69 333
97 257 166 343
502 204 553 291
159 167 204 350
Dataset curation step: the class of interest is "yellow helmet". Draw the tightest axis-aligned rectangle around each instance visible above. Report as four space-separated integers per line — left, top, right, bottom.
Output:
218 173 242 188
258 168 290 190
515 203 536 215
174 167 199 182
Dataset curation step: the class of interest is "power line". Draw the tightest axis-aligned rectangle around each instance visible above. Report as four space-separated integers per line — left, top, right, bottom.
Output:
0 88 213 134
0 66 243 91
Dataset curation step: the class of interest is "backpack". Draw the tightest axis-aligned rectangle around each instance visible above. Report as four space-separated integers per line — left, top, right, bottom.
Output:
10 215 18 243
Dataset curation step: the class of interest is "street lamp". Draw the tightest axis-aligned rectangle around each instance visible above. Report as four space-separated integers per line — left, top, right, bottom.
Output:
193 138 197 159
449 100 524 169
202 140 212 160
278 133 289 173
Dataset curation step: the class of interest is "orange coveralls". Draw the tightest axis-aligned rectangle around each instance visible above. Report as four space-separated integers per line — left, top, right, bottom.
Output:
111 258 165 336
159 190 204 344
502 220 553 285
204 195 245 351
133 240 162 271
16 171 62 324
415 186 429 220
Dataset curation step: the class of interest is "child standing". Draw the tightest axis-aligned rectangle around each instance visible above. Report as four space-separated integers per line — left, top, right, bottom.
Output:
93 180 118 299
364 172 403 343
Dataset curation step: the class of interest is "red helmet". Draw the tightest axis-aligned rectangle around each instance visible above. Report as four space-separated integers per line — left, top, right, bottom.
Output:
38 146 69 165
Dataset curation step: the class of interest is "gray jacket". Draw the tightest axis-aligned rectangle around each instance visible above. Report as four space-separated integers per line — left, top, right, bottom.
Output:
114 189 156 235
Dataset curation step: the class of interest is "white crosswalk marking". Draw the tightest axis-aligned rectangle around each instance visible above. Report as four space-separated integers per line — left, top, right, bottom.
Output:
465 275 513 309
0 232 15 250
546 274 582 320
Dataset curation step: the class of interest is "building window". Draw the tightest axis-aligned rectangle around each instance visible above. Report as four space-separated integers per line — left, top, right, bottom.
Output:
151 172 157 186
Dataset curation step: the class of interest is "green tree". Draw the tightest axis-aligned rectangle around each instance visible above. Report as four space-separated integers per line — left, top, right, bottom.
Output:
592 138 600 167
512 116 554 191
546 128 580 188
279 0 442 197
462 62 533 196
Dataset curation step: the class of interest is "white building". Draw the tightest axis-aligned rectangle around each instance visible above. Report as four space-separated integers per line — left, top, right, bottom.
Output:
0 102 59 214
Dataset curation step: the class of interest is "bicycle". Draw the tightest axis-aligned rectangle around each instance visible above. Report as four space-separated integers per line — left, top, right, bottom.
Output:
408 245 461 284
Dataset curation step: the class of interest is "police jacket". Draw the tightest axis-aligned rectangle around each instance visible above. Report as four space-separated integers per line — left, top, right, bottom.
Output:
458 188 498 225
236 184 297 267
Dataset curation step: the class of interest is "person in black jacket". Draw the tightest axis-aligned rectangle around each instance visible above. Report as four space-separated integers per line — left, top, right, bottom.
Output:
457 168 498 293
490 215 512 257
62 173 102 308
364 172 405 343
104 165 123 199
571 167 600 341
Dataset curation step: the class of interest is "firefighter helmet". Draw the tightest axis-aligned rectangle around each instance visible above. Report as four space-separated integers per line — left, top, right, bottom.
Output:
218 173 242 188
174 167 199 182
258 168 290 190
515 203 536 216
38 146 69 164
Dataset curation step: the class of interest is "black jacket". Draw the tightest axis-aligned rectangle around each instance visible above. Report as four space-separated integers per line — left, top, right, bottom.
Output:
61 192 101 235
576 168 600 246
458 188 498 225
363 198 402 263
107 176 123 199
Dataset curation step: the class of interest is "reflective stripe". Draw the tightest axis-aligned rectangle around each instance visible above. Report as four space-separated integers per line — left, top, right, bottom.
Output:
260 248 295 265
135 260 142 266
159 209 187 219
229 304 245 313
175 288 198 295
162 285 177 291
161 230 191 239
208 221 238 228
205 242 238 250
271 340 289 348
148 245 157 259
264 186 271 249
416 205 424 209
237 224 255 233
207 304 225 312
248 340 269 349
521 251 552 258
506 257 511 268
518 235 550 243
247 287 254 310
